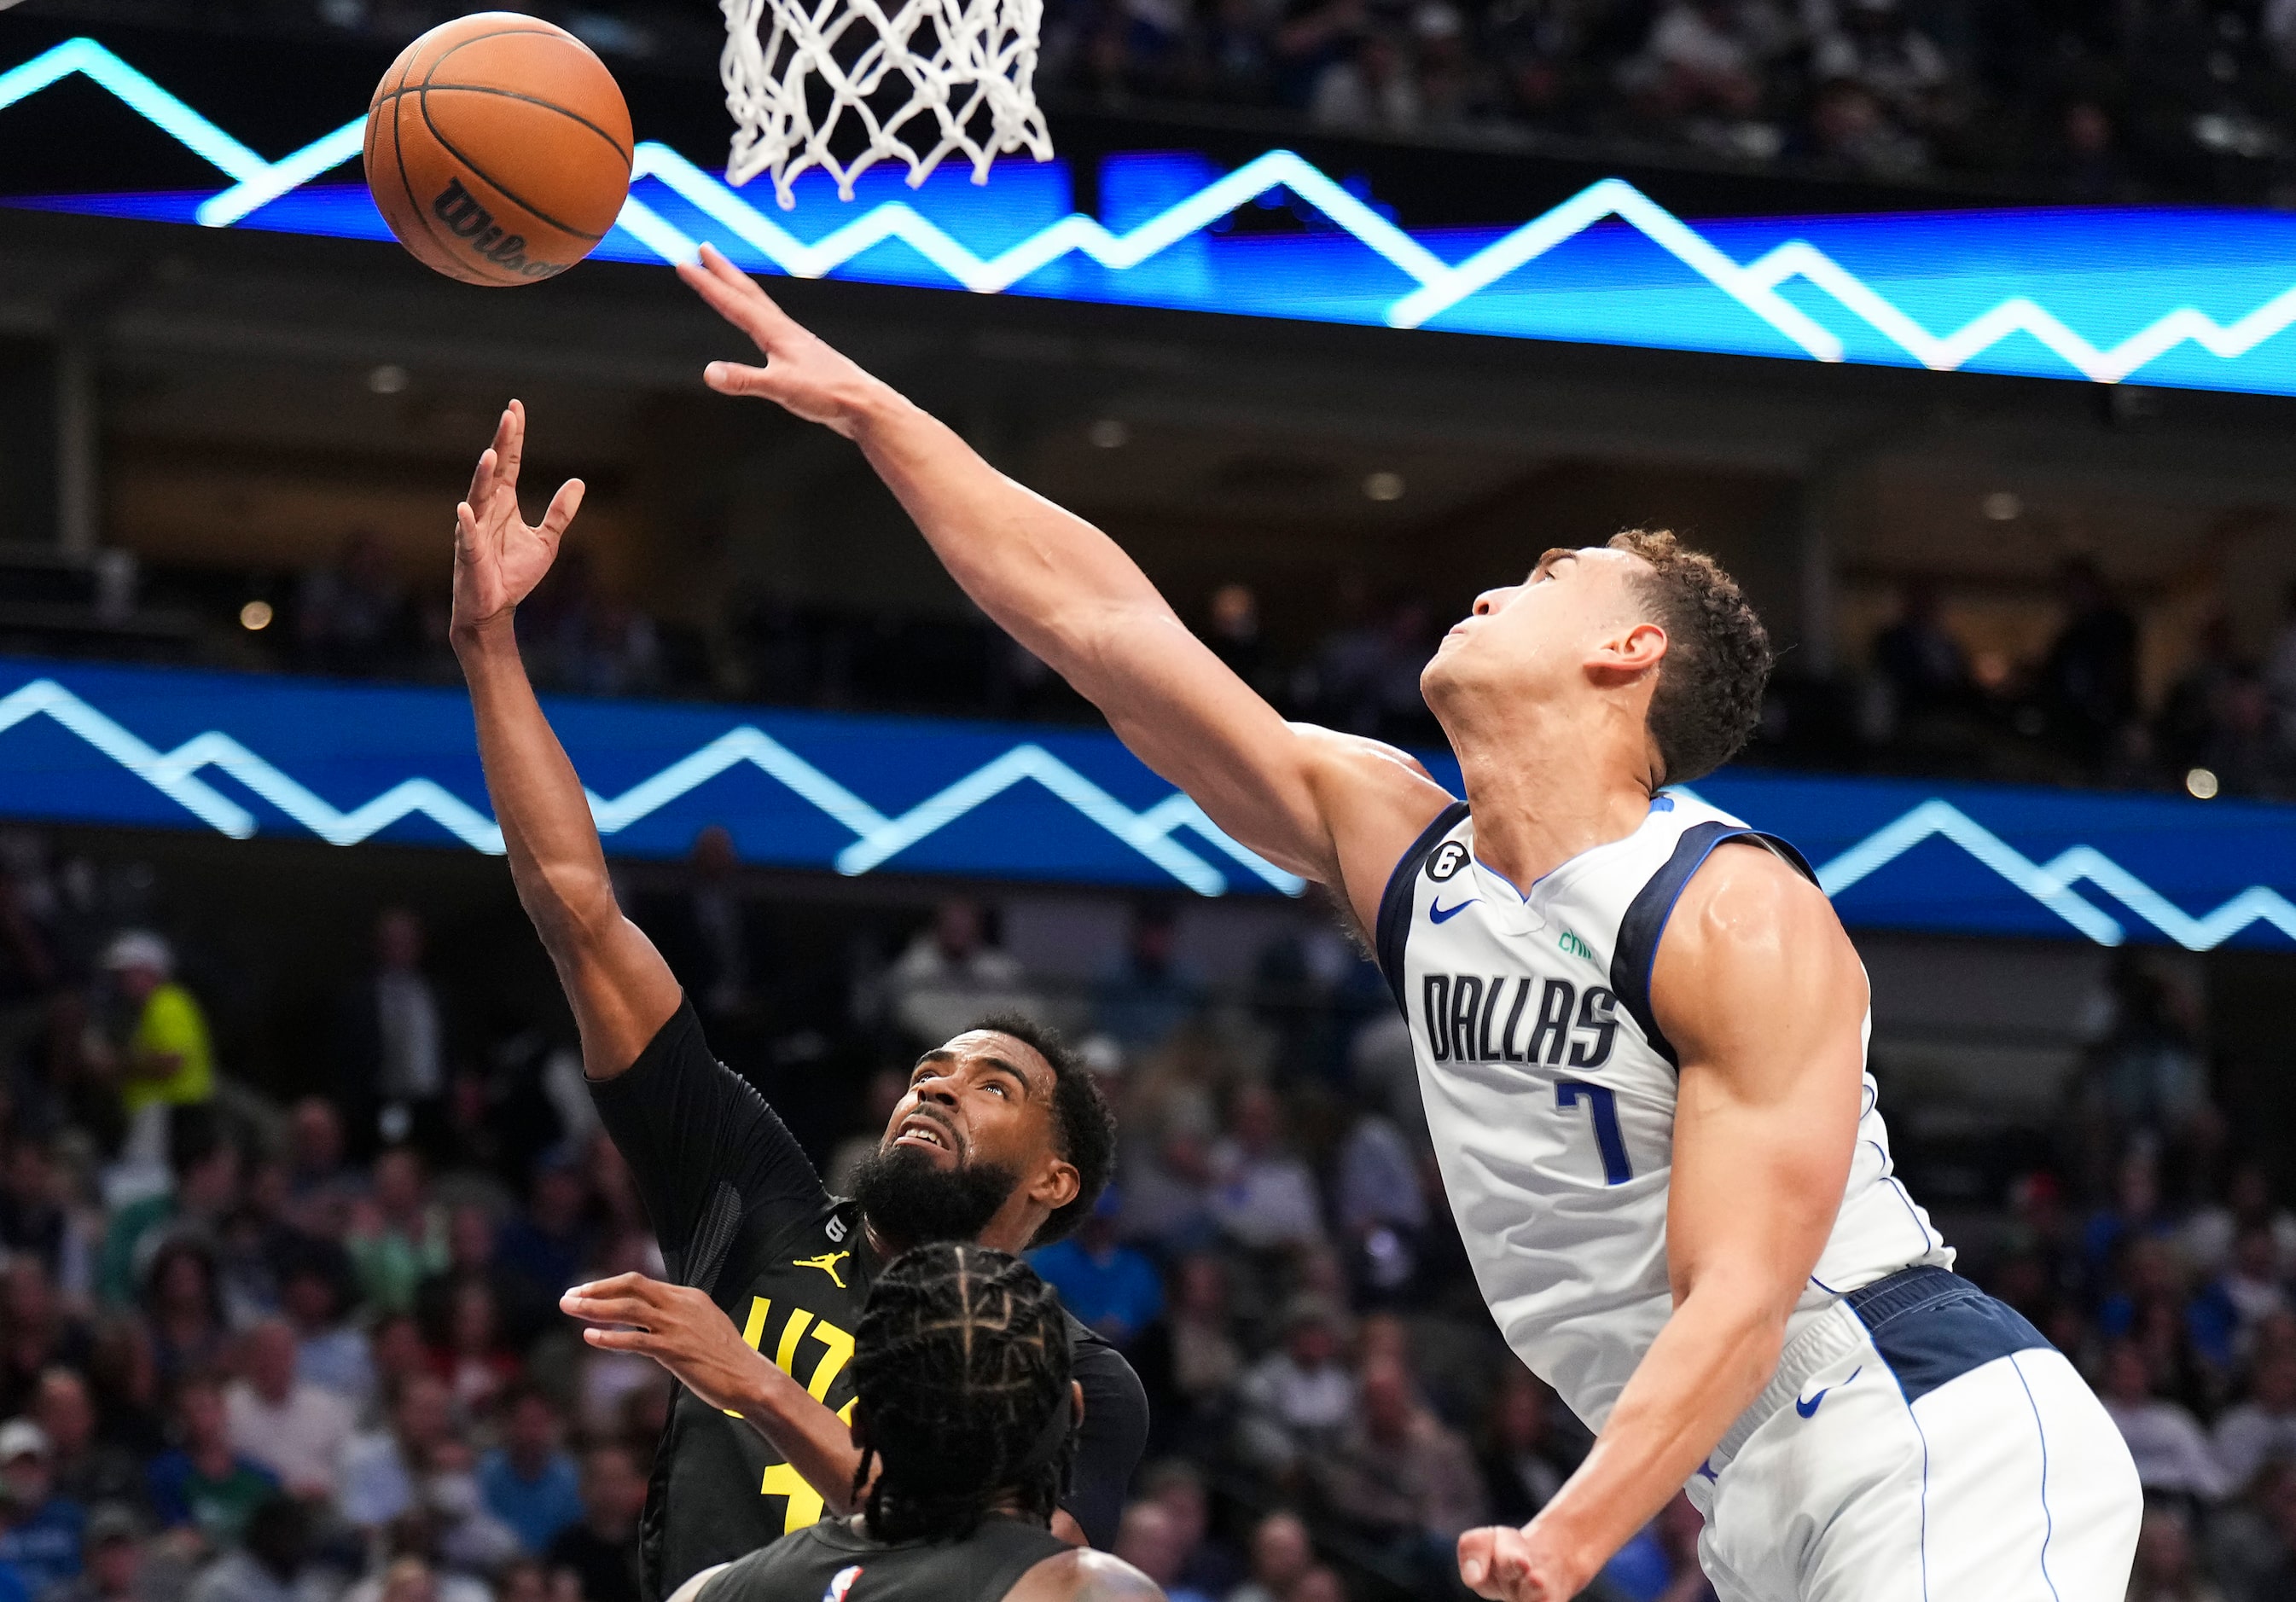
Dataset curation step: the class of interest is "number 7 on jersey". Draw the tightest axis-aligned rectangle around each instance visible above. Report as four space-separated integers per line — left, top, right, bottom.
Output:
1556 1080 1632 1185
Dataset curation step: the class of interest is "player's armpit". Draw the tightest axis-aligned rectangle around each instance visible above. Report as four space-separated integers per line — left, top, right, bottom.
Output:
1004 1550 1168 1602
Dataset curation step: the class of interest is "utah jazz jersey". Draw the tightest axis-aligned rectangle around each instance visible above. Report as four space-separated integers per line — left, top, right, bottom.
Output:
1374 792 1951 1434
591 1002 1145 1600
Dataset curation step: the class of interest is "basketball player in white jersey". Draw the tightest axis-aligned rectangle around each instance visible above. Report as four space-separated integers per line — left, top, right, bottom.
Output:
531 245 2138 1601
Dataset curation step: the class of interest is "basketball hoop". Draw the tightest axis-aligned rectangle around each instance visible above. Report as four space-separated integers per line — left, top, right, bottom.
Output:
720 0 1053 207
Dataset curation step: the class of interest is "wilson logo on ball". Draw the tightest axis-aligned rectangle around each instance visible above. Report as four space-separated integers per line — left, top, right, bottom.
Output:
432 179 562 278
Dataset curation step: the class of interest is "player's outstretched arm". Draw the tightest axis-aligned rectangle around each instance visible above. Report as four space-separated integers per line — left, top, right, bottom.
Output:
1457 845 1866 1602
1007 1550 1167 1602
451 401 683 1081
677 247 1445 925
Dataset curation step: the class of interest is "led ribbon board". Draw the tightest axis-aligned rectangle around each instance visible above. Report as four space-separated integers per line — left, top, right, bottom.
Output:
3 657 2292 949
9 38 2296 394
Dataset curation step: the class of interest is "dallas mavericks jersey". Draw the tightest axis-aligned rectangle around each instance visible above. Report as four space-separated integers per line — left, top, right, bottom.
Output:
1375 792 1951 1434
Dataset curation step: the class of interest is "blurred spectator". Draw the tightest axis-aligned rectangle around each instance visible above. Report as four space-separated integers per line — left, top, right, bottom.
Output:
97 934 217 1184
2187 1163 2296 1282
279 1248 374 1412
1201 584 1270 697
146 1379 277 1547
1133 1254 1241 1454
2192 1228 2290 1375
340 911 447 1158
1811 0 1951 131
1652 1492 1718 1602
100 1110 237 1313
298 533 408 677
2265 579 2296 761
1334 1110 1427 1300
1208 1086 1326 1250
0 1419 86 1597
822 1071 905 1197
2033 556 2140 769
495 1153 590 1304
476 1388 581 1558
142 1244 227 1397
1288 1569 1345 1602
1094 903 1205 1054
1869 579 1973 735
2129 1503 2225 1602
1235 1297 1354 1477
346 1151 446 1318
2216 1350 2296 1496
542 1443 642 1602
2102 1340 2229 1502
0 1143 89 1296
1313 1357 1485 1560
225 1322 353 1502
880 900 1040 1048
0 1261 90 1421
1029 1193 1165 1349
1113 1500 1214 1602
652 827 754 1020
1138 1461 1237 1599
424 1283 516 1419
1623 1 1783 140
1224 1511 1312 1602
184 1496 319 1602
282 1100 362 1239
1477 1367 1579 1526
33 1373 142 1517
53 1504 142 1602
419 1204 549 1360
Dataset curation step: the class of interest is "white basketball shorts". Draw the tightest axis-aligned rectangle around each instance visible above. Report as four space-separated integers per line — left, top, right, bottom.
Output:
1684 1267 2142 1602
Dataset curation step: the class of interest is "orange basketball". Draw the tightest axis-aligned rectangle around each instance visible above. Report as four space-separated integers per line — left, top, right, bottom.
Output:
363 14 633 287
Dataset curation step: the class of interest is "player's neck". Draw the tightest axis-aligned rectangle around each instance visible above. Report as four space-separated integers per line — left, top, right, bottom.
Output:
1450 700 1656 891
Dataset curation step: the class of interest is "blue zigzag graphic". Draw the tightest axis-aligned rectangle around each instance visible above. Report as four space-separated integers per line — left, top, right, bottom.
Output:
6 673 2293 947
11 37 2296 386
0 678 1305 898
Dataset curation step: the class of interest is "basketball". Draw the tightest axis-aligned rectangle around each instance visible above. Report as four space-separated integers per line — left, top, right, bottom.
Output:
363 13 633 287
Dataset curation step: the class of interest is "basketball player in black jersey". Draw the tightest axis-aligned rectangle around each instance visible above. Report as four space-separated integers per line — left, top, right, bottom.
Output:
666 1245 1162 1602
448 402 1148 1602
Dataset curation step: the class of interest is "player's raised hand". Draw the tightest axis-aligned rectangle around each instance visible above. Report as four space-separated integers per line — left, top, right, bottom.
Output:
678 243 888 438
1457 1524 1572 1602
560 1271 765 1418
452 399 584 635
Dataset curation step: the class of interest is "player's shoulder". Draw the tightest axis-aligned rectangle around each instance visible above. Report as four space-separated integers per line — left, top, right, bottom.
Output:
1284 721 1459 923
1005 1548 1166 1602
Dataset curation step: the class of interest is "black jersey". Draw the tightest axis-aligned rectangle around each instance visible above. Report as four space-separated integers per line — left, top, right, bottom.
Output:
591 1001 1148 1601
700 1516 1071 1602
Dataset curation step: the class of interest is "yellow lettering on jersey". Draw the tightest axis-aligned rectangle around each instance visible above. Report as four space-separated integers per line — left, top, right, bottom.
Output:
741 1297 773 1350
773 1308 816 1373
759 1462 822 1534
802 1320 855 1402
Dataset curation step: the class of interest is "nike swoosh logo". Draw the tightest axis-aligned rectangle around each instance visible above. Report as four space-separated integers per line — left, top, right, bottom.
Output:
1429 897 1479 923
1795 1365 1861 1418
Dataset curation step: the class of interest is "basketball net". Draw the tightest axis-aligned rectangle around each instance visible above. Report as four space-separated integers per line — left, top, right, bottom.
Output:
721 0 1053 207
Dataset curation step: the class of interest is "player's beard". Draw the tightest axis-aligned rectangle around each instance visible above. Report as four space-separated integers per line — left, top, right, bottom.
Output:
849 1144 1020 1249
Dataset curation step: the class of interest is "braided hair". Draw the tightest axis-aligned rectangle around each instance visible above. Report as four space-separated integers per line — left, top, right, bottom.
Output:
849 1243 1076 1546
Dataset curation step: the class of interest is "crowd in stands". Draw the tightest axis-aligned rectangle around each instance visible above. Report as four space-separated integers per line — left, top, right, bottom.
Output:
1 803 2294 1601
32 0 2296 202
218 535 2296 804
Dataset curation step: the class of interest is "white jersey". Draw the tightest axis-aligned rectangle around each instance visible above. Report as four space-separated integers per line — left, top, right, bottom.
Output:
1375 791 1951 1434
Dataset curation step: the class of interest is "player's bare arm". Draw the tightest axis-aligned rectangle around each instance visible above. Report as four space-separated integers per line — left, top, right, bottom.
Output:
450 400 683 1080
1459 844 1866 1602
676 246 1446 930
561 1272 872 1514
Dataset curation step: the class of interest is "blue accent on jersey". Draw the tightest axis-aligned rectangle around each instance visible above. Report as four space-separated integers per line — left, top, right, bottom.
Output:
1849 1267 2051 1407
1555 1080 1633 1184
1429 896 1479 924
1609 821 1814 1068
1375 801 1470 1011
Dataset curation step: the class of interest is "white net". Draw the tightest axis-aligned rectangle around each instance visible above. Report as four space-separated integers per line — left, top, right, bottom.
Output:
721 0 1053 208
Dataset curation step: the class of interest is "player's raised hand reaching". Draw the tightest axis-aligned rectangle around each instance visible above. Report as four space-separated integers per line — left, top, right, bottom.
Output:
677 243 890 437
452 399 585 635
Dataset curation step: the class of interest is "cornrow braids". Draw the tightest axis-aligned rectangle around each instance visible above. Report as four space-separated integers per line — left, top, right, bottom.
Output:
849 1243 1076 1546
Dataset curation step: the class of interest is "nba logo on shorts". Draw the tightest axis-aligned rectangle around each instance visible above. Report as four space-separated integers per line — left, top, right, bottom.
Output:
822 1566 863 1602
1427 841 1468 881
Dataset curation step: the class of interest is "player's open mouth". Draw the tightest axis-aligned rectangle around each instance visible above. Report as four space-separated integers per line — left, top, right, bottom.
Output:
893 1115 960 1159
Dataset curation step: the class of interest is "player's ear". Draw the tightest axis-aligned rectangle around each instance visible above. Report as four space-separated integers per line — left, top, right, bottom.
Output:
1590 620 1666 686
1032 1156 1081 1216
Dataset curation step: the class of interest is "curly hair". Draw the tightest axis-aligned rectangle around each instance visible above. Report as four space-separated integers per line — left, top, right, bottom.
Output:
968 1011 1115 1245
850 1243 1075 1545
1606 528 1774 786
